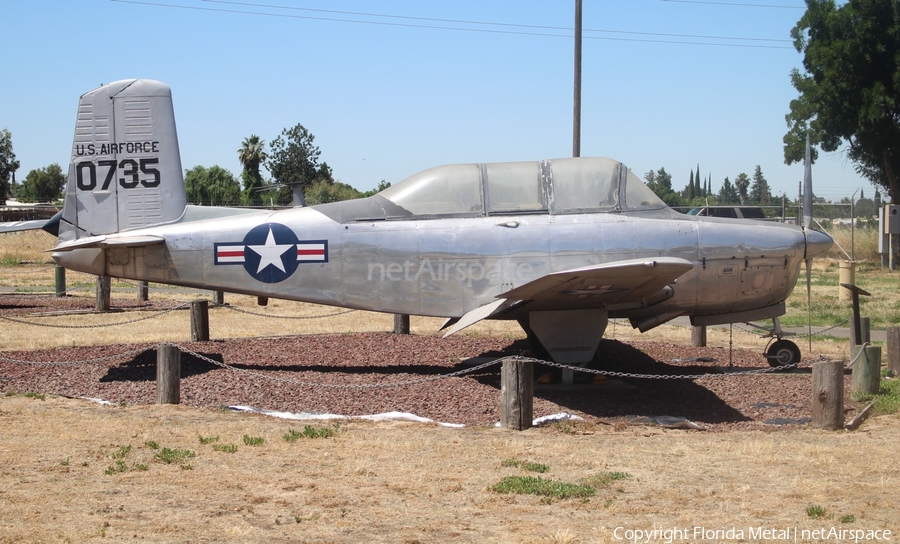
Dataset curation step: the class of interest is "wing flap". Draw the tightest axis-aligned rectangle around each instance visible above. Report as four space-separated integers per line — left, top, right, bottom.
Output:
442 298 509 338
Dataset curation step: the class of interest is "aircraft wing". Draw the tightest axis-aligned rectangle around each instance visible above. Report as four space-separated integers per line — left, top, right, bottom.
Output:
443 257 693 337
501 257 693 306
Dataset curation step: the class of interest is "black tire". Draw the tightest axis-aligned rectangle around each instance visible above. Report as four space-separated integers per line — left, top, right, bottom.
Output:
766 340 801 367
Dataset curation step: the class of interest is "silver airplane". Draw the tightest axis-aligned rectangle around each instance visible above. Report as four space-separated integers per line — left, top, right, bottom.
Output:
35 79 832 369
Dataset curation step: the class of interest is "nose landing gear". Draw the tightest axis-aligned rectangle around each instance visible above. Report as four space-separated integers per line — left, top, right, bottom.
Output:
765 338 802 367
758 317 802 367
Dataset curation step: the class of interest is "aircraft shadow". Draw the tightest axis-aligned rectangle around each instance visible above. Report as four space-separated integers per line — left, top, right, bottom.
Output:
100 349 463 382
98 339 749 424
99 349 221 382
472 338 751 425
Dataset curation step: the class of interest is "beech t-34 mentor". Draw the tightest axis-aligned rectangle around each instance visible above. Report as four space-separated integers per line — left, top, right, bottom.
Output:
40 79 832 368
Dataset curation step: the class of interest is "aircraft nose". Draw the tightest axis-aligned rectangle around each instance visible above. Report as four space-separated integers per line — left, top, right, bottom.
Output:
805 229 833 259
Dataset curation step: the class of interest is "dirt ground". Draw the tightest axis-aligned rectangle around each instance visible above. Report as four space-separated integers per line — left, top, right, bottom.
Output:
1 394 897 544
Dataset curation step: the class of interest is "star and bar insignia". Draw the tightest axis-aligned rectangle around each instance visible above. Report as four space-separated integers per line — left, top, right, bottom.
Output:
214 222 327 284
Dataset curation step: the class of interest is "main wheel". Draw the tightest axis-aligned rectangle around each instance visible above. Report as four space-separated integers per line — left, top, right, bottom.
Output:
766 340 801 367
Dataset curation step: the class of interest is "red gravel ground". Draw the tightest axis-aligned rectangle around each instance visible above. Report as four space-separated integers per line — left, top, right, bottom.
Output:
0 295 860 430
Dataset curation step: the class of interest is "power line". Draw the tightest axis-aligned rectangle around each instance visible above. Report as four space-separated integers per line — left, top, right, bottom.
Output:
661 0 805 8
202 0 792 44
110 0 794 49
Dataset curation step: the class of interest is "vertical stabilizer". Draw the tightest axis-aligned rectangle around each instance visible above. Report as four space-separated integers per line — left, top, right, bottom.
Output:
59 79 187 243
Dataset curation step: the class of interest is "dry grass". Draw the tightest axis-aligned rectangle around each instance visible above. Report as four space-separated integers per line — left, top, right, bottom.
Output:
0 394 897 543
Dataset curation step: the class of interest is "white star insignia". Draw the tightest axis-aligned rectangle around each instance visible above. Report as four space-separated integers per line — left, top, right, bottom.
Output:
246 227 294 274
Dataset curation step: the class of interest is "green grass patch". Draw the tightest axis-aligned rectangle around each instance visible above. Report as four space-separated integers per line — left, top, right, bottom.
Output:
104 445 133 475
243 435 265 446
500 458 550 473
212 443 238 453
24 392 46 401
854 375 900 415
807 504 827 519
198 435 220 444
489 476 595 500
154 447 196 465
283 424 340 442
583 471 632 489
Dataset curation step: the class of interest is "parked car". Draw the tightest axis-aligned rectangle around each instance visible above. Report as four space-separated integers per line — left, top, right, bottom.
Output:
686 206 767 220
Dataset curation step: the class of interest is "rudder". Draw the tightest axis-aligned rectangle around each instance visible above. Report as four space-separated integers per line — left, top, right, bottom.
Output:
58 79 187 243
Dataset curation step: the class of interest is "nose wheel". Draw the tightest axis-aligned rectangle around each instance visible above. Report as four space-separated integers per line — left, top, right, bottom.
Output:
765 339 801 367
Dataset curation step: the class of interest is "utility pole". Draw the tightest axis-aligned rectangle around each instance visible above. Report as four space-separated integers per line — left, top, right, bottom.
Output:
573 0 582 157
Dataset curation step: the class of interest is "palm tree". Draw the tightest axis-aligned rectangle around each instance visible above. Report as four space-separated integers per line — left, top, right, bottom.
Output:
237 135 267 206
734 172 750 205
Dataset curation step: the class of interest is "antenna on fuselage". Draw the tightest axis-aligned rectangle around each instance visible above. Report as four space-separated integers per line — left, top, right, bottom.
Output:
803 134 814 353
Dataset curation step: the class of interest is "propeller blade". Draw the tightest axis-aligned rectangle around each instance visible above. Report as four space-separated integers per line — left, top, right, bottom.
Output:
803 134 813 231
806 257 812 355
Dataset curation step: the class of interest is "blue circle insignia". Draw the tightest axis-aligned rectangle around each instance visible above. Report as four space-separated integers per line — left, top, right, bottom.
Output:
241 223 300 283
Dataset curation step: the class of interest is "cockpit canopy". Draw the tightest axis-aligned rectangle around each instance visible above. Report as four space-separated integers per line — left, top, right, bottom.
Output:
379 157 665 217
311 157 667 223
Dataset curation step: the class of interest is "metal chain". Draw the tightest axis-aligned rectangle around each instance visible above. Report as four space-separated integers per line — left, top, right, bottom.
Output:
0 341 866 386
738 318 851 339
166 342 502 389
528 357 812 379
214 304 357 320
0 303 190 329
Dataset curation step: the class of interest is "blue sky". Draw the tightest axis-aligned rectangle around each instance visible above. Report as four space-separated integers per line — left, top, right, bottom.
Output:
1 0 874 201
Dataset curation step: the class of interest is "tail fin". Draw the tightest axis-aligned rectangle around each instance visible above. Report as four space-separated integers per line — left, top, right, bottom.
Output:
58 79 187 243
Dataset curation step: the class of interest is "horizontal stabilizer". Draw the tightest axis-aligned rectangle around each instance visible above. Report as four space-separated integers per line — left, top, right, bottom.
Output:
0 219 52 233
51 234 165 252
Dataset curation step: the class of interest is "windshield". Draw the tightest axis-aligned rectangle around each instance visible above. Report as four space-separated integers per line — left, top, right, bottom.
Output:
378 163 483 216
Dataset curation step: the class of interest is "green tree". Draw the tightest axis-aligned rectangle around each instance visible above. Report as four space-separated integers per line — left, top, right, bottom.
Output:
685 170 695 201
718 176 740 205
268 124 325 206
644 167 685 207
0 128 20 203
361 180 391 197
734 172 751 205
19 164 65 203
184 165 242 206
749 165 772 204
304 179 365 205
784 0 900 203
237 135 267 207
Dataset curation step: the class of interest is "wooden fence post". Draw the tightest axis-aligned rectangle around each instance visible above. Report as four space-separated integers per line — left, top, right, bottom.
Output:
501 358 534 431
156 344 181 404
851 344 882 397
811 360 844 430
96 276 110 312
190 300 210 342
54 265 66 298
850 316 871 347
393 314 410 334
137 281 149 302
887 326 900 377
212 291 225 305
691 325 707 347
